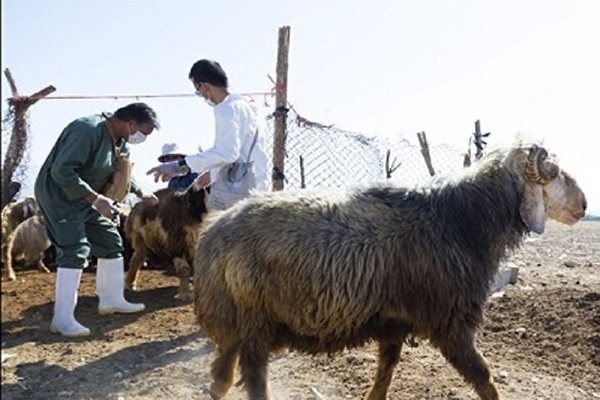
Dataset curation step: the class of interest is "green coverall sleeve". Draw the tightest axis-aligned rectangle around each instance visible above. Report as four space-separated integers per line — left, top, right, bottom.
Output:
50 122 98 201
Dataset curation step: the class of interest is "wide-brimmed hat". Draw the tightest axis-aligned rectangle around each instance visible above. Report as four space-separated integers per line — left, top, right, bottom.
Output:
158 143 186 162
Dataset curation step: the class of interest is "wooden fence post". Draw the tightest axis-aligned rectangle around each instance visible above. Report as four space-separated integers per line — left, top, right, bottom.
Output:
473 120 491 160
2 68 56 208
272 26 291 191
299 155 305 189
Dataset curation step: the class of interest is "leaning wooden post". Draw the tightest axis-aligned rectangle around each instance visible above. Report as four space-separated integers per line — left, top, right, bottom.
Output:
385 149 401 179
417 131 436 177
2 68 56 208
271 26 291 191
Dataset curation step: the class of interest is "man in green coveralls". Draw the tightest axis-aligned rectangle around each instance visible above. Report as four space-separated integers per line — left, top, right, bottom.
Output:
35 102 160 337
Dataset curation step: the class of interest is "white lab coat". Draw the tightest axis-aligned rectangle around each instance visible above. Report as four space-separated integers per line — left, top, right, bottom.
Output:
184 94 270 191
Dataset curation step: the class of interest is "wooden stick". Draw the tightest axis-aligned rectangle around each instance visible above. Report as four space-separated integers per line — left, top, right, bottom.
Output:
299 155 306 188
28 85 57 104
3 68 19 97
272 26 291 191
385 149 401 179
417 131 436 176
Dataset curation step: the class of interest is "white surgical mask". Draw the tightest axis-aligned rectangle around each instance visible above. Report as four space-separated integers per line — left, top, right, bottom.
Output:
195 84 216 107
128 131 147 145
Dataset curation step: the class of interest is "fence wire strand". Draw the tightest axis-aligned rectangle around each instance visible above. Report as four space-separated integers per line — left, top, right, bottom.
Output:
263 109 467 190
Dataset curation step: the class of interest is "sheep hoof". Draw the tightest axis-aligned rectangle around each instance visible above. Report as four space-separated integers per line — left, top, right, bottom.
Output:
4 271 16 281
203 384 224 399
174 292 192 301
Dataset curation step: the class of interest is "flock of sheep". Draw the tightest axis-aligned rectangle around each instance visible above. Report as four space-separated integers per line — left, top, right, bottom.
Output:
1 143 588 400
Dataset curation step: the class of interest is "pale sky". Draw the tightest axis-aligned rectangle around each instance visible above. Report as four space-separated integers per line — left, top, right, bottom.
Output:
2 0 599 212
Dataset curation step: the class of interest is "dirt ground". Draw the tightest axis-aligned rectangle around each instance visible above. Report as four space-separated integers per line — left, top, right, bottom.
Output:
1 221 599 400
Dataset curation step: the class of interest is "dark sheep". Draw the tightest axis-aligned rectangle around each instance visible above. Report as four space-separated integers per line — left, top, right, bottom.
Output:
125 181 209 300
192 143 587 400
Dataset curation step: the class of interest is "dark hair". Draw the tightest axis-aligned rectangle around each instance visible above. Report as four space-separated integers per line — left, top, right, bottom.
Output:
189 59 228 88
114 102 160 129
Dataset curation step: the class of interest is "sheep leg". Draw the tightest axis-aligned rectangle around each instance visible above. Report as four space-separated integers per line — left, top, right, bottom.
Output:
37 258 51 273
125 235 148 291
238 338 271 400
2 235 16 281
365 342 402 400
173 257 191 300
438 330 499 400
207 342 241 399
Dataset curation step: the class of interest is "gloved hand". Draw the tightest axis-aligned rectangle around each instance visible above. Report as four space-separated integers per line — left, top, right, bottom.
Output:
146 161 186 183
92 194 120 219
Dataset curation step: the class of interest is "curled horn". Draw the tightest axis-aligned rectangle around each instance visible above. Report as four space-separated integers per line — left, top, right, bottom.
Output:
525 145 559 184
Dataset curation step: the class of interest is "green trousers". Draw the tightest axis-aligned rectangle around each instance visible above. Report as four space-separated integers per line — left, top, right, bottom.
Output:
39 206 123 269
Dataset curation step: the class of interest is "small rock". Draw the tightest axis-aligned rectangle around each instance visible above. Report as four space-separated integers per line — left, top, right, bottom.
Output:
114 371 124 379
515 327 528 338
563 260 578 268
57 391 73 397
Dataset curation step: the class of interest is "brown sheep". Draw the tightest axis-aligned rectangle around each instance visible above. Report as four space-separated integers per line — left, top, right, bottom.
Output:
1 196 39 236
2 196 41 280
192 144 587 400
125 181 209 300
3 215 52 280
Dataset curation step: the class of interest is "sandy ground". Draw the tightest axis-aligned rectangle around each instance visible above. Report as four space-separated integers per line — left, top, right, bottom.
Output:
1 221 599 400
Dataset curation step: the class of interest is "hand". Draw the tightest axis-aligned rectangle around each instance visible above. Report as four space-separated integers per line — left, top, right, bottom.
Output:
146 161 185 183
194 172 211 189
137 190 159 205
92 194 120 219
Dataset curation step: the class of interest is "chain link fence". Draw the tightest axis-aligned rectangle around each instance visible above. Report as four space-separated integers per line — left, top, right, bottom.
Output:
263 109 469 190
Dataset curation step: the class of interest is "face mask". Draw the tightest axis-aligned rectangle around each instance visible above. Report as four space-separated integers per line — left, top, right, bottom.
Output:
195 83 216 107
128 130 147 145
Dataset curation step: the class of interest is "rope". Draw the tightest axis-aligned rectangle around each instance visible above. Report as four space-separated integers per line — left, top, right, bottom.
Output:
18 91 275 101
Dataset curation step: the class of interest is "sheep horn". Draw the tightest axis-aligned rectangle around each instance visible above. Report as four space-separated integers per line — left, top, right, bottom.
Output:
525 145 559 184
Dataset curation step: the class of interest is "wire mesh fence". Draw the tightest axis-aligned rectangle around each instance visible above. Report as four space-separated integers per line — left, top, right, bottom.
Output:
262 109 469 190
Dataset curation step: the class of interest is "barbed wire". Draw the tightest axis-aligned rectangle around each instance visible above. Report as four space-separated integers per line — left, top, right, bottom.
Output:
263 108 469 190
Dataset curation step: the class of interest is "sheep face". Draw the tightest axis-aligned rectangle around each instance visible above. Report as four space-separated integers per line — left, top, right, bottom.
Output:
517 145 586 233
543 171 587 225
22 197 39 217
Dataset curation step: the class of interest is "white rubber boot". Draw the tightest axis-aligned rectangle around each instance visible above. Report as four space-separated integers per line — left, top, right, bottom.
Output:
50 268 91 337
97 257 145 315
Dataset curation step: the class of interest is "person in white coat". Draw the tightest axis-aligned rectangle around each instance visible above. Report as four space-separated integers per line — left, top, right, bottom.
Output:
147 59 269 210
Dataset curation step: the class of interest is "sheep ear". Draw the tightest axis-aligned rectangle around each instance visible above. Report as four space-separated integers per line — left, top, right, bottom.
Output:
520 183 546 234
